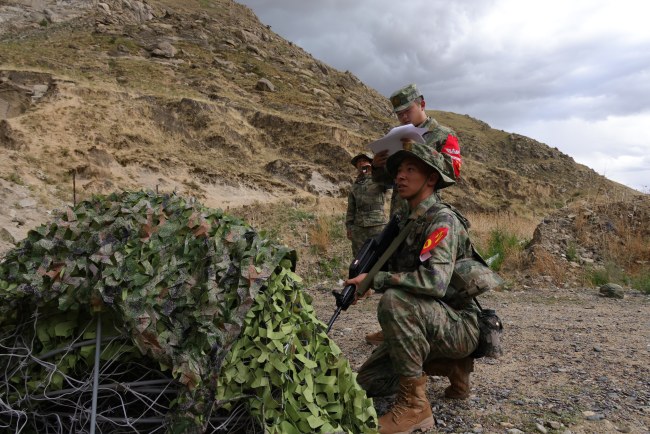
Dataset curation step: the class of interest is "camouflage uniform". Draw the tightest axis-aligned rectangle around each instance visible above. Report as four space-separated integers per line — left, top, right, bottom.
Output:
374 84 462 217
346 172 390 254
356 145 479 398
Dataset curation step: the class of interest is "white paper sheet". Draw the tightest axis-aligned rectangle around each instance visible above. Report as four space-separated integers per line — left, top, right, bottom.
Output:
367 124 428 156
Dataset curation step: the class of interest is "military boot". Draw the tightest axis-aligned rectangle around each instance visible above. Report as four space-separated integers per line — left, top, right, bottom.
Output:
378 374 435 434
365 330 384 345
422 358 450 377
423 357 474 399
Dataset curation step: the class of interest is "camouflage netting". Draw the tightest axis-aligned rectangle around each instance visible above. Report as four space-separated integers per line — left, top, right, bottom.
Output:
0 191 376 433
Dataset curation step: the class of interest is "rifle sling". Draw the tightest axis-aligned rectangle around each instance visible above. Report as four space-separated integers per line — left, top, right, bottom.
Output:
355 219 416 296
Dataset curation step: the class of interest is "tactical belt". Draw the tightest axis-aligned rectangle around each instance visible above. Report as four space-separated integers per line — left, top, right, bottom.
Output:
357 204 383 212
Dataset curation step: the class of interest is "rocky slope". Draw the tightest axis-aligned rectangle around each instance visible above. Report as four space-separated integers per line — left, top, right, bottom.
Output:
0 0 642 257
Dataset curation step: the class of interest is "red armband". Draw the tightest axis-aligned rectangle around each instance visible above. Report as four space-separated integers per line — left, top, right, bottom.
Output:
419 227 448 262
440 134 462 178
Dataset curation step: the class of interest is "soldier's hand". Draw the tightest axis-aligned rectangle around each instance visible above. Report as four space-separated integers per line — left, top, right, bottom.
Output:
400 137 415 149
344 273 369 305
372 149 389 168
346 228 352 240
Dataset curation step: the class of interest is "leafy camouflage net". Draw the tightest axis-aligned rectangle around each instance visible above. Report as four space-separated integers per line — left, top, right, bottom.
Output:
0 191 376 433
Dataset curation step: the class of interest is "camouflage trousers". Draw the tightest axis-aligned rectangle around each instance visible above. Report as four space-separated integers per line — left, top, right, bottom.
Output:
350 224 385 256
356 288 479 397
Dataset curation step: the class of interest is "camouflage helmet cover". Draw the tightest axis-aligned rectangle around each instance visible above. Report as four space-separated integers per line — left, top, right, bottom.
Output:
386 142 456 189
350 152 373 166
389 83 422 113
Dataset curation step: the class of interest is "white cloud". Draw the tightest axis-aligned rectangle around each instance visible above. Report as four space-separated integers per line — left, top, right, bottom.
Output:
517 114 650 191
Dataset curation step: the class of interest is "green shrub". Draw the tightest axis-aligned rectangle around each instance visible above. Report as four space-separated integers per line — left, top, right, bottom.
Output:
565 241 578 262
291 208 315 220
482 228 521 271
316 256 344 279
586 264 650 294
587 268 609 286
631 272 650 294
585 262 628 286
328 214 346 241
7 172 23 185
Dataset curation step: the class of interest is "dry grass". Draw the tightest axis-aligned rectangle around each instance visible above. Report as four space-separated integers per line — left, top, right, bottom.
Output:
235 194 650 293
528 249 569 283
308 215 335 254
569 198 650 273
465 211 538 248
465 211 538 275
235 205 544 285
612 214 648 272
525 196 650 289
230 197 350 284
606 227 649 274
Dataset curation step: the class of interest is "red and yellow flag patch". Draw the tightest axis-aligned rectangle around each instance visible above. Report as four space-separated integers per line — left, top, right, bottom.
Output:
419 227 448 262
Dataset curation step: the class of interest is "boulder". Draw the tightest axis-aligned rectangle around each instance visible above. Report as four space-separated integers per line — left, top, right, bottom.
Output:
599 283 624 299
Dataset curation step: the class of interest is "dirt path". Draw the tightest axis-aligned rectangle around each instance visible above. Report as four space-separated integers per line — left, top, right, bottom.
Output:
308 285 650 433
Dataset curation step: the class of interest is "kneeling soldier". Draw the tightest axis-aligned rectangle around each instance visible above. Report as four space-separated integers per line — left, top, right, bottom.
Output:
345 142 480 434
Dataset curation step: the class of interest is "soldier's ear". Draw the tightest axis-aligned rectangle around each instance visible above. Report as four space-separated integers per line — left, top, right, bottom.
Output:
427 171 439 188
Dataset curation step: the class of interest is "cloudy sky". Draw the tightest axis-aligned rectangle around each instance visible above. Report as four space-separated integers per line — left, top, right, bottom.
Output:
238 0 650 192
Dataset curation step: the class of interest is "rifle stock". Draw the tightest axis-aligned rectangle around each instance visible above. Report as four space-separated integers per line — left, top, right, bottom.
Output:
326 215 401 333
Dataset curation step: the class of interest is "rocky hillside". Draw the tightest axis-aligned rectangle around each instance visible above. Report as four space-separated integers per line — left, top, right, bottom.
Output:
0 0 642 255
524 195 650 288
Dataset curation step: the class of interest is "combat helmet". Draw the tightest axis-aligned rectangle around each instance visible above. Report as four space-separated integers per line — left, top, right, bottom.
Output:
386 142 456 189
350 152 373 167
389 83 422 113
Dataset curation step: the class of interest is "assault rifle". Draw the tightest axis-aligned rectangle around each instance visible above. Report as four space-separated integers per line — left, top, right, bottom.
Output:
326 215 402 332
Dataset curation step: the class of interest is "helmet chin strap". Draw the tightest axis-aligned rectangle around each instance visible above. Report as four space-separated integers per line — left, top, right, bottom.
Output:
404 174 435 203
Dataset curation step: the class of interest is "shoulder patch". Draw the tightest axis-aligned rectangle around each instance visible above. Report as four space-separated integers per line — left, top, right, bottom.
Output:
419 227 448 262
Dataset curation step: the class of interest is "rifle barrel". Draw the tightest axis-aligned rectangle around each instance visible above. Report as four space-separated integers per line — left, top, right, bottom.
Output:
326 306 342 333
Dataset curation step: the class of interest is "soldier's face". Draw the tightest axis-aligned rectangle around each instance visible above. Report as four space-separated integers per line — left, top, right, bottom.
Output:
356 159 372 174
395 156 433 200
395 99 426 126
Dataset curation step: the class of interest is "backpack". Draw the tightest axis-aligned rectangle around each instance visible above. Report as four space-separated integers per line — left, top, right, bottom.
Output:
437 203 505 358
430 202 505 299
451 246 505 299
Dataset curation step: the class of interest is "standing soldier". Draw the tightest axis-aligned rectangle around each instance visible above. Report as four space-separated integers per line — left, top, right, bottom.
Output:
372 83 462 218
346 152 390 255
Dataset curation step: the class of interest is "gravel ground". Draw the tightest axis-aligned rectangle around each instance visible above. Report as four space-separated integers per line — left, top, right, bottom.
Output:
308 285 650 433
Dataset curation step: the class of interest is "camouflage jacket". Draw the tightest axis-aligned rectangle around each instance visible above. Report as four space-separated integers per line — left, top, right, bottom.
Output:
371 193 479 310
373 116 461 217
420 117 461 180
346 174 389 228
